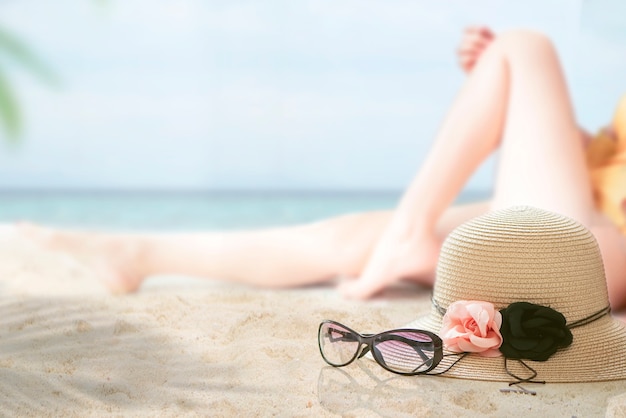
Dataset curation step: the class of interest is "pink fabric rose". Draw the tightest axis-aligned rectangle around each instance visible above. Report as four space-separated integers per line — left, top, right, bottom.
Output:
440 300 503 357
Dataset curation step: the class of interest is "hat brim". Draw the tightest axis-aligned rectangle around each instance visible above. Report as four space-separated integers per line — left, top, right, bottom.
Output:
405 306 626 383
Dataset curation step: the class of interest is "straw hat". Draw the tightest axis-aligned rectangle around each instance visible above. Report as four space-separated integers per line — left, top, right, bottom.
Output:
406 206 626 382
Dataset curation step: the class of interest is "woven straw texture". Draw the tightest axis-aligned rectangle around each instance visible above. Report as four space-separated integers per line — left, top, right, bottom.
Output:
406 206 626 382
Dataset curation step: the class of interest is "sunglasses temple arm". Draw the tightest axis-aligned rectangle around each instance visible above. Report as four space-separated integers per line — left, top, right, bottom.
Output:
361 340 431 374
326 328 363 344
381 335 432 362
411 357 436 373
414 346 431 362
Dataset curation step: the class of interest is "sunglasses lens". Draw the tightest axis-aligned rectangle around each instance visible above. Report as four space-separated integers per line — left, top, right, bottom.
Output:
373 331 436 374
319 322 360 366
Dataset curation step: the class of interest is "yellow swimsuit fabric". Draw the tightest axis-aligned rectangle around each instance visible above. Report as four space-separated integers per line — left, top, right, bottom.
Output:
586 129 626 234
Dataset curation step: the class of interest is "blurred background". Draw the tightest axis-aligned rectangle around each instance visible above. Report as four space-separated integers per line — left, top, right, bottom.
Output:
0 0 624 230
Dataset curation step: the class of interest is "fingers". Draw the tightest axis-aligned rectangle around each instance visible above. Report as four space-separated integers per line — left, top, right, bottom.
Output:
457 25 495 72
465 25 495 40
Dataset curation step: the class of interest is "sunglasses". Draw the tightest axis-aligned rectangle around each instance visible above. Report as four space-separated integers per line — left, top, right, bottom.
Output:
318 320 444 376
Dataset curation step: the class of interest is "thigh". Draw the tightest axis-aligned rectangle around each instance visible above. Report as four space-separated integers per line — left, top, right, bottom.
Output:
490 31 594 225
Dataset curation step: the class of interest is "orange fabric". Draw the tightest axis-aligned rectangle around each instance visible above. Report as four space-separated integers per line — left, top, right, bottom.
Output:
586 129 626 234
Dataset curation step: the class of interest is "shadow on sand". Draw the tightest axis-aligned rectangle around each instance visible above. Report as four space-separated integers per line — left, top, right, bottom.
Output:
0 296 246 414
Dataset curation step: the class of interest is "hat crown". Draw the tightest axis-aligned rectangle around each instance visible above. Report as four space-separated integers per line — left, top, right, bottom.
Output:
433 206 608 322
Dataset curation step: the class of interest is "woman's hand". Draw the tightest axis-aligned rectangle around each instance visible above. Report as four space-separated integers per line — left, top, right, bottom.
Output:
600 125 619 142
457 26 495 73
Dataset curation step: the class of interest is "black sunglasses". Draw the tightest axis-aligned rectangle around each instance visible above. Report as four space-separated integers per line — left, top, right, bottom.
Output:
318 320 444 376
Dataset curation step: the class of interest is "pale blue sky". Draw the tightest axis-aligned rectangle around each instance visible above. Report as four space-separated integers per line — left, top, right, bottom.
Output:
0 0 624 191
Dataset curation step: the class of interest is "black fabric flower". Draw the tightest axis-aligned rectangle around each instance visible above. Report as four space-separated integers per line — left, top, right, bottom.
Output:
499 302 573 361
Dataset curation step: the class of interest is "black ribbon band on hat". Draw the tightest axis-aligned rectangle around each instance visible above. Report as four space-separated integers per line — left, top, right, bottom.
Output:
431 297 448 317
566 305 612 329
431 297 611 332
430 297 611 386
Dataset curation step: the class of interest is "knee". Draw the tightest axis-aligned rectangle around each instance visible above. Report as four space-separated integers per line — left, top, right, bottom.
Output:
492 29 556 56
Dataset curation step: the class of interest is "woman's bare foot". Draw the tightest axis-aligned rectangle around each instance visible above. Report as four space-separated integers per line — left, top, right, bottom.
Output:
339 227 440 299
18 223 147 293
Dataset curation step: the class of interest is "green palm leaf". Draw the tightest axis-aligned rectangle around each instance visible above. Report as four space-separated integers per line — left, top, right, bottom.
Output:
0 27 59 85
0 26 59 142
0 69 20 143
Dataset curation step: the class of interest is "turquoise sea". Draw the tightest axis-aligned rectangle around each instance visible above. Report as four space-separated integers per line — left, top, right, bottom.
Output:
0 191 487 230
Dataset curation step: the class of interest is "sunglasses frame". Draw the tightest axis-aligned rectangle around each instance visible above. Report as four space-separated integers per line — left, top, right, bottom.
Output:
318 320 444 376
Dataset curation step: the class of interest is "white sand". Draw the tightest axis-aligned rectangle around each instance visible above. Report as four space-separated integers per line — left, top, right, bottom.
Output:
1 233 625 417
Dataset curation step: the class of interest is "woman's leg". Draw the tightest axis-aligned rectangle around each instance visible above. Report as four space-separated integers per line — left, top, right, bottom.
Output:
485 33 626 310
20 201 489 293
137 200 487 289
476 31 626 308
341 30 593 299
20 213 388 292
22 31 606 299
489 32 593 219
466 32 626 310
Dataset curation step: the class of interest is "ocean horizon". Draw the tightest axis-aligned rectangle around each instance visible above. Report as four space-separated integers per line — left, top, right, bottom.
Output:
0 189 490 230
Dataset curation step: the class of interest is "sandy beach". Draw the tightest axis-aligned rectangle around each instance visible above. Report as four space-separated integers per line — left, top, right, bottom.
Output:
1 232 626 417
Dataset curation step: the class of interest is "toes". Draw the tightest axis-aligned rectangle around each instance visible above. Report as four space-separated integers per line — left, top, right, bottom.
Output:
338 277 385 300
